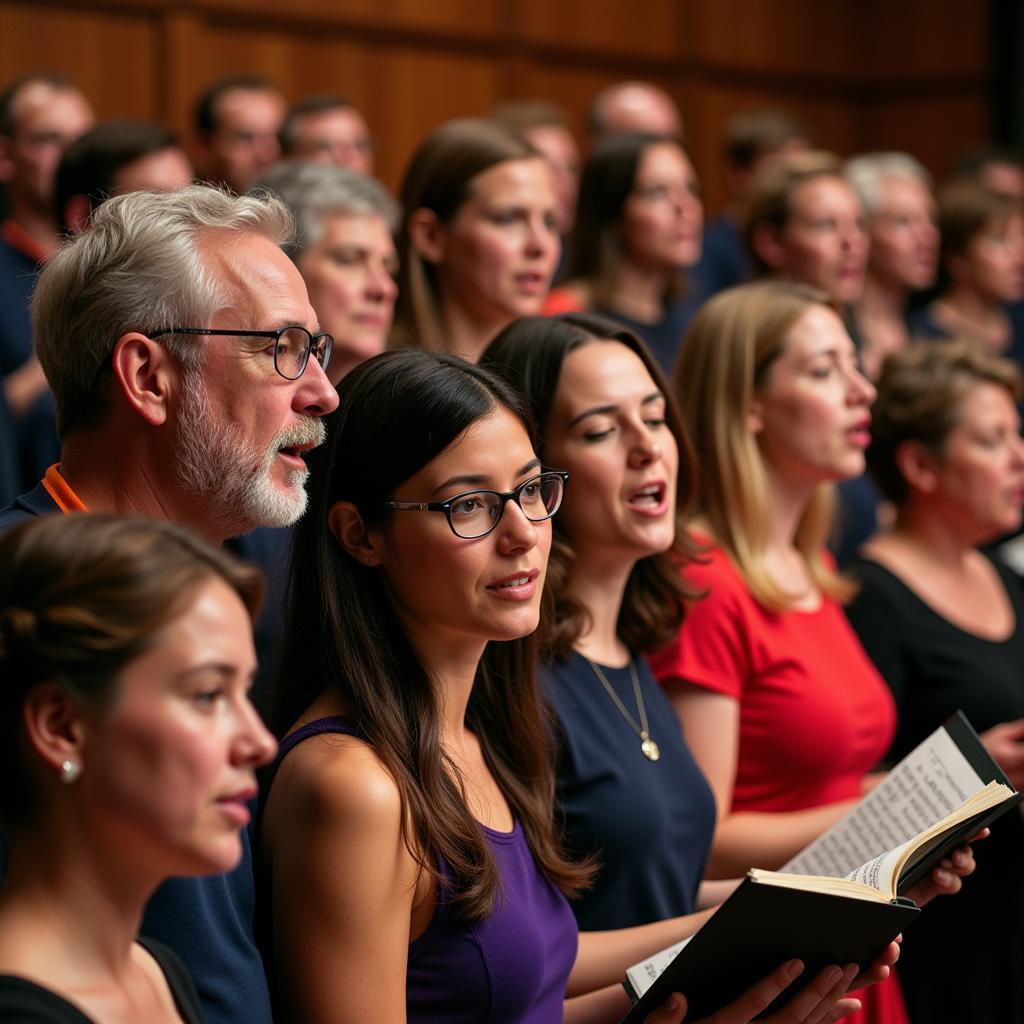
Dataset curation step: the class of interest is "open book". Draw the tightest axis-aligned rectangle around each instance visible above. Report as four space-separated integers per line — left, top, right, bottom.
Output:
780 711 1019 892
619 712 1020 1022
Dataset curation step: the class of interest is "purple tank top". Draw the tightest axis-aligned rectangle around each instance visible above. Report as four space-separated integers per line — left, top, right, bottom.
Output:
268 716 579 1024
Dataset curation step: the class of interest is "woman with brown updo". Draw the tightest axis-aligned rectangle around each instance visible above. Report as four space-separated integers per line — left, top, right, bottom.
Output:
0 514 276 1023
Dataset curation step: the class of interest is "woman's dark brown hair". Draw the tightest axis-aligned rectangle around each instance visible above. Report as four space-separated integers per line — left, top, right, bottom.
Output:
0 514 264 829
481 312 701 659
274 349 591 921
569 132 692 306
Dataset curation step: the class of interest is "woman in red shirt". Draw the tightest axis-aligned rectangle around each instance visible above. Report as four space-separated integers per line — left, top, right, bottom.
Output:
651 281 972 1024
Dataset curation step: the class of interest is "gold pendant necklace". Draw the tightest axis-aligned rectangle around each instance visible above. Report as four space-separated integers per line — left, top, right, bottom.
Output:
585 656 661 762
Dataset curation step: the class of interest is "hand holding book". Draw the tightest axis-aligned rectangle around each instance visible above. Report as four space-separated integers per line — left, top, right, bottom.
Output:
643 959 870 1024
620 712 1018 1023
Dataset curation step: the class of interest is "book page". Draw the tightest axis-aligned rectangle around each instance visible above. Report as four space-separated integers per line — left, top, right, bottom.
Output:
625 936 692 1000
782 725 984 878
842 836 915 894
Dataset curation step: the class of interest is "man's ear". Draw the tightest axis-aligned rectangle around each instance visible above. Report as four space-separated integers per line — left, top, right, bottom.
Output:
894 439 940 495
751 222 786 273
21 681 88 779
407 208 446 265
110 332 177 427
327 501 385 567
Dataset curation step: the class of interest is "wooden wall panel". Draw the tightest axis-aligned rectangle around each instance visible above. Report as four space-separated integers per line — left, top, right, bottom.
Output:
685 82 861 215
0 3 158 118
865 0 987 79
688 0 863 80
517 0 680 59
0 0 996 225
197 0 502 37
369 48 504 191
863 97 991 180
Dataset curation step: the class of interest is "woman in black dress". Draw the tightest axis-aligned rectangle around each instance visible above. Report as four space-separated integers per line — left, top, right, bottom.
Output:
848 338 1024 1023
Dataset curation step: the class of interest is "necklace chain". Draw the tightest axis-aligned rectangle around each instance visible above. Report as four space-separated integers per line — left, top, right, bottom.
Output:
584 656 661 761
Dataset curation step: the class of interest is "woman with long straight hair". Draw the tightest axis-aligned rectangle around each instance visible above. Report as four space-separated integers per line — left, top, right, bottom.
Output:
391 119 560 361
482 313 719 933
259 348 878 1024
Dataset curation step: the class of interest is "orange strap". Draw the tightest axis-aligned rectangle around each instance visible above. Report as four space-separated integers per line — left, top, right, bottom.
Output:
0 218 49 265
41 464 89 514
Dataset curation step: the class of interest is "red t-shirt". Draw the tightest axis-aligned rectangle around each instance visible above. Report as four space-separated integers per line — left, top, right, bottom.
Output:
650 544 906 1024
650 543 896 813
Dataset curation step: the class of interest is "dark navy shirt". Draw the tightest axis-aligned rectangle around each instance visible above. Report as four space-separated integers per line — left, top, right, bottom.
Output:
595 295 703 377
540 652 716 930
0 389 19 507
692 214 750 299
908 300 1024 372
0 228 38 378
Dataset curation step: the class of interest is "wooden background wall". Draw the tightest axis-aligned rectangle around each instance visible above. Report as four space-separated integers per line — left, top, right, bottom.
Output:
0 0 991 214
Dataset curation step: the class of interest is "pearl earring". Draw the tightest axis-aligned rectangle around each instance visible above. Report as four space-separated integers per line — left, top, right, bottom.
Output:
60 759 81 784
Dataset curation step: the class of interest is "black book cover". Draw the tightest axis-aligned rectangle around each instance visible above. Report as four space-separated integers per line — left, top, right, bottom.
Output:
619 876 919 1023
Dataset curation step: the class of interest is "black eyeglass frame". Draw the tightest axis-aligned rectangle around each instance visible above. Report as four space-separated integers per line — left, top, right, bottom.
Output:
149 326 333 381
382 470 570 539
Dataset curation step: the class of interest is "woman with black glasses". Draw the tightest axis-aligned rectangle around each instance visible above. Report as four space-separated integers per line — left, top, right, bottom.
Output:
257 349 870 1024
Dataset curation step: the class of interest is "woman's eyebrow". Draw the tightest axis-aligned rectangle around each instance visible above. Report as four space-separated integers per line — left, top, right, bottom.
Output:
568 404 617 427
431 458 541 495
568 392 664 427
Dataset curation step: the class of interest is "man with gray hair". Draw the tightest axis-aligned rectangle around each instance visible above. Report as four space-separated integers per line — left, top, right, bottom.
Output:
845 151 938 380
0 183 339 1024
256 160 399 382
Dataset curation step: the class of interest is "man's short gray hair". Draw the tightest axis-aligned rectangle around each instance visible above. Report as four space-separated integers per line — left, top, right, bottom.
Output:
33 183 294 438
845 152 932 216
253 161 399 263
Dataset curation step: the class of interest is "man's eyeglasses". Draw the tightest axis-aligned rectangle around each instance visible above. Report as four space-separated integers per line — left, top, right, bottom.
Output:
149 326 333 381
382 471 569 540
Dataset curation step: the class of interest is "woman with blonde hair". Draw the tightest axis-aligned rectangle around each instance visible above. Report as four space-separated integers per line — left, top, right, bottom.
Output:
391 118 560 361
848 339 1024 1023
650 281 967 1024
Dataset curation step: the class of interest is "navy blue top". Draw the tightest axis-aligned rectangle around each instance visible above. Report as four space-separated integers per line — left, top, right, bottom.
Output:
0 483 274 1024
261 716 579 1023
17 390 59 493
0 388 20 508
226 526 293 714
596 295 703 377
908 300 1024 371
692 214 750 299
540 652 716 931
0 230 38 378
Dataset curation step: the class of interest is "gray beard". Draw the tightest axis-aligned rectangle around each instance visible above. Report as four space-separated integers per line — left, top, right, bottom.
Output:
173 371 325 534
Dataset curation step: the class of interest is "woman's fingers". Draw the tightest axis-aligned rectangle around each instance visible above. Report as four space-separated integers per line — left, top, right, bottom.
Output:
644 992 688 1024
